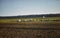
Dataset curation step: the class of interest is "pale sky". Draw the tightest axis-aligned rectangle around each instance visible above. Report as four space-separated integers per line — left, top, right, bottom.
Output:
0 0 60 16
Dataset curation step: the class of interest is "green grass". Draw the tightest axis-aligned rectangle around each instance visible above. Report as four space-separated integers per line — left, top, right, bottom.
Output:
0 17 60 23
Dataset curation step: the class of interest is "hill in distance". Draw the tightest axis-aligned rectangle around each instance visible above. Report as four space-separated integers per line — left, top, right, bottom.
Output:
0 13 60 19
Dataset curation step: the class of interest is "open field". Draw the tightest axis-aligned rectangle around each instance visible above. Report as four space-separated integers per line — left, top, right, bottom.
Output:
0 23 60 38
0 17 60 38
0 28 60 38
0 17 60 23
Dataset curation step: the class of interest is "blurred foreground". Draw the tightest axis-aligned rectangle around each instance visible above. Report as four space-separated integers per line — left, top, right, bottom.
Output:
0 21 60 38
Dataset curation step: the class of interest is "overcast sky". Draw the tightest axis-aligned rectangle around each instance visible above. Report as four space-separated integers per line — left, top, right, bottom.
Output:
0 0 60 16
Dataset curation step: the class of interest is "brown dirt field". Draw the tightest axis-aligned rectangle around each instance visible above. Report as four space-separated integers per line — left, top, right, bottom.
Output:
0 22 60 38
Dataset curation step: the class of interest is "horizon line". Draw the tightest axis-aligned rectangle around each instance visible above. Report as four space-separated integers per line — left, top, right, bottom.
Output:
0 13 60 17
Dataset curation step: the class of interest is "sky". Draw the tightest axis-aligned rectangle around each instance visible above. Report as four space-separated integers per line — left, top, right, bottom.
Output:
0 0 60 16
